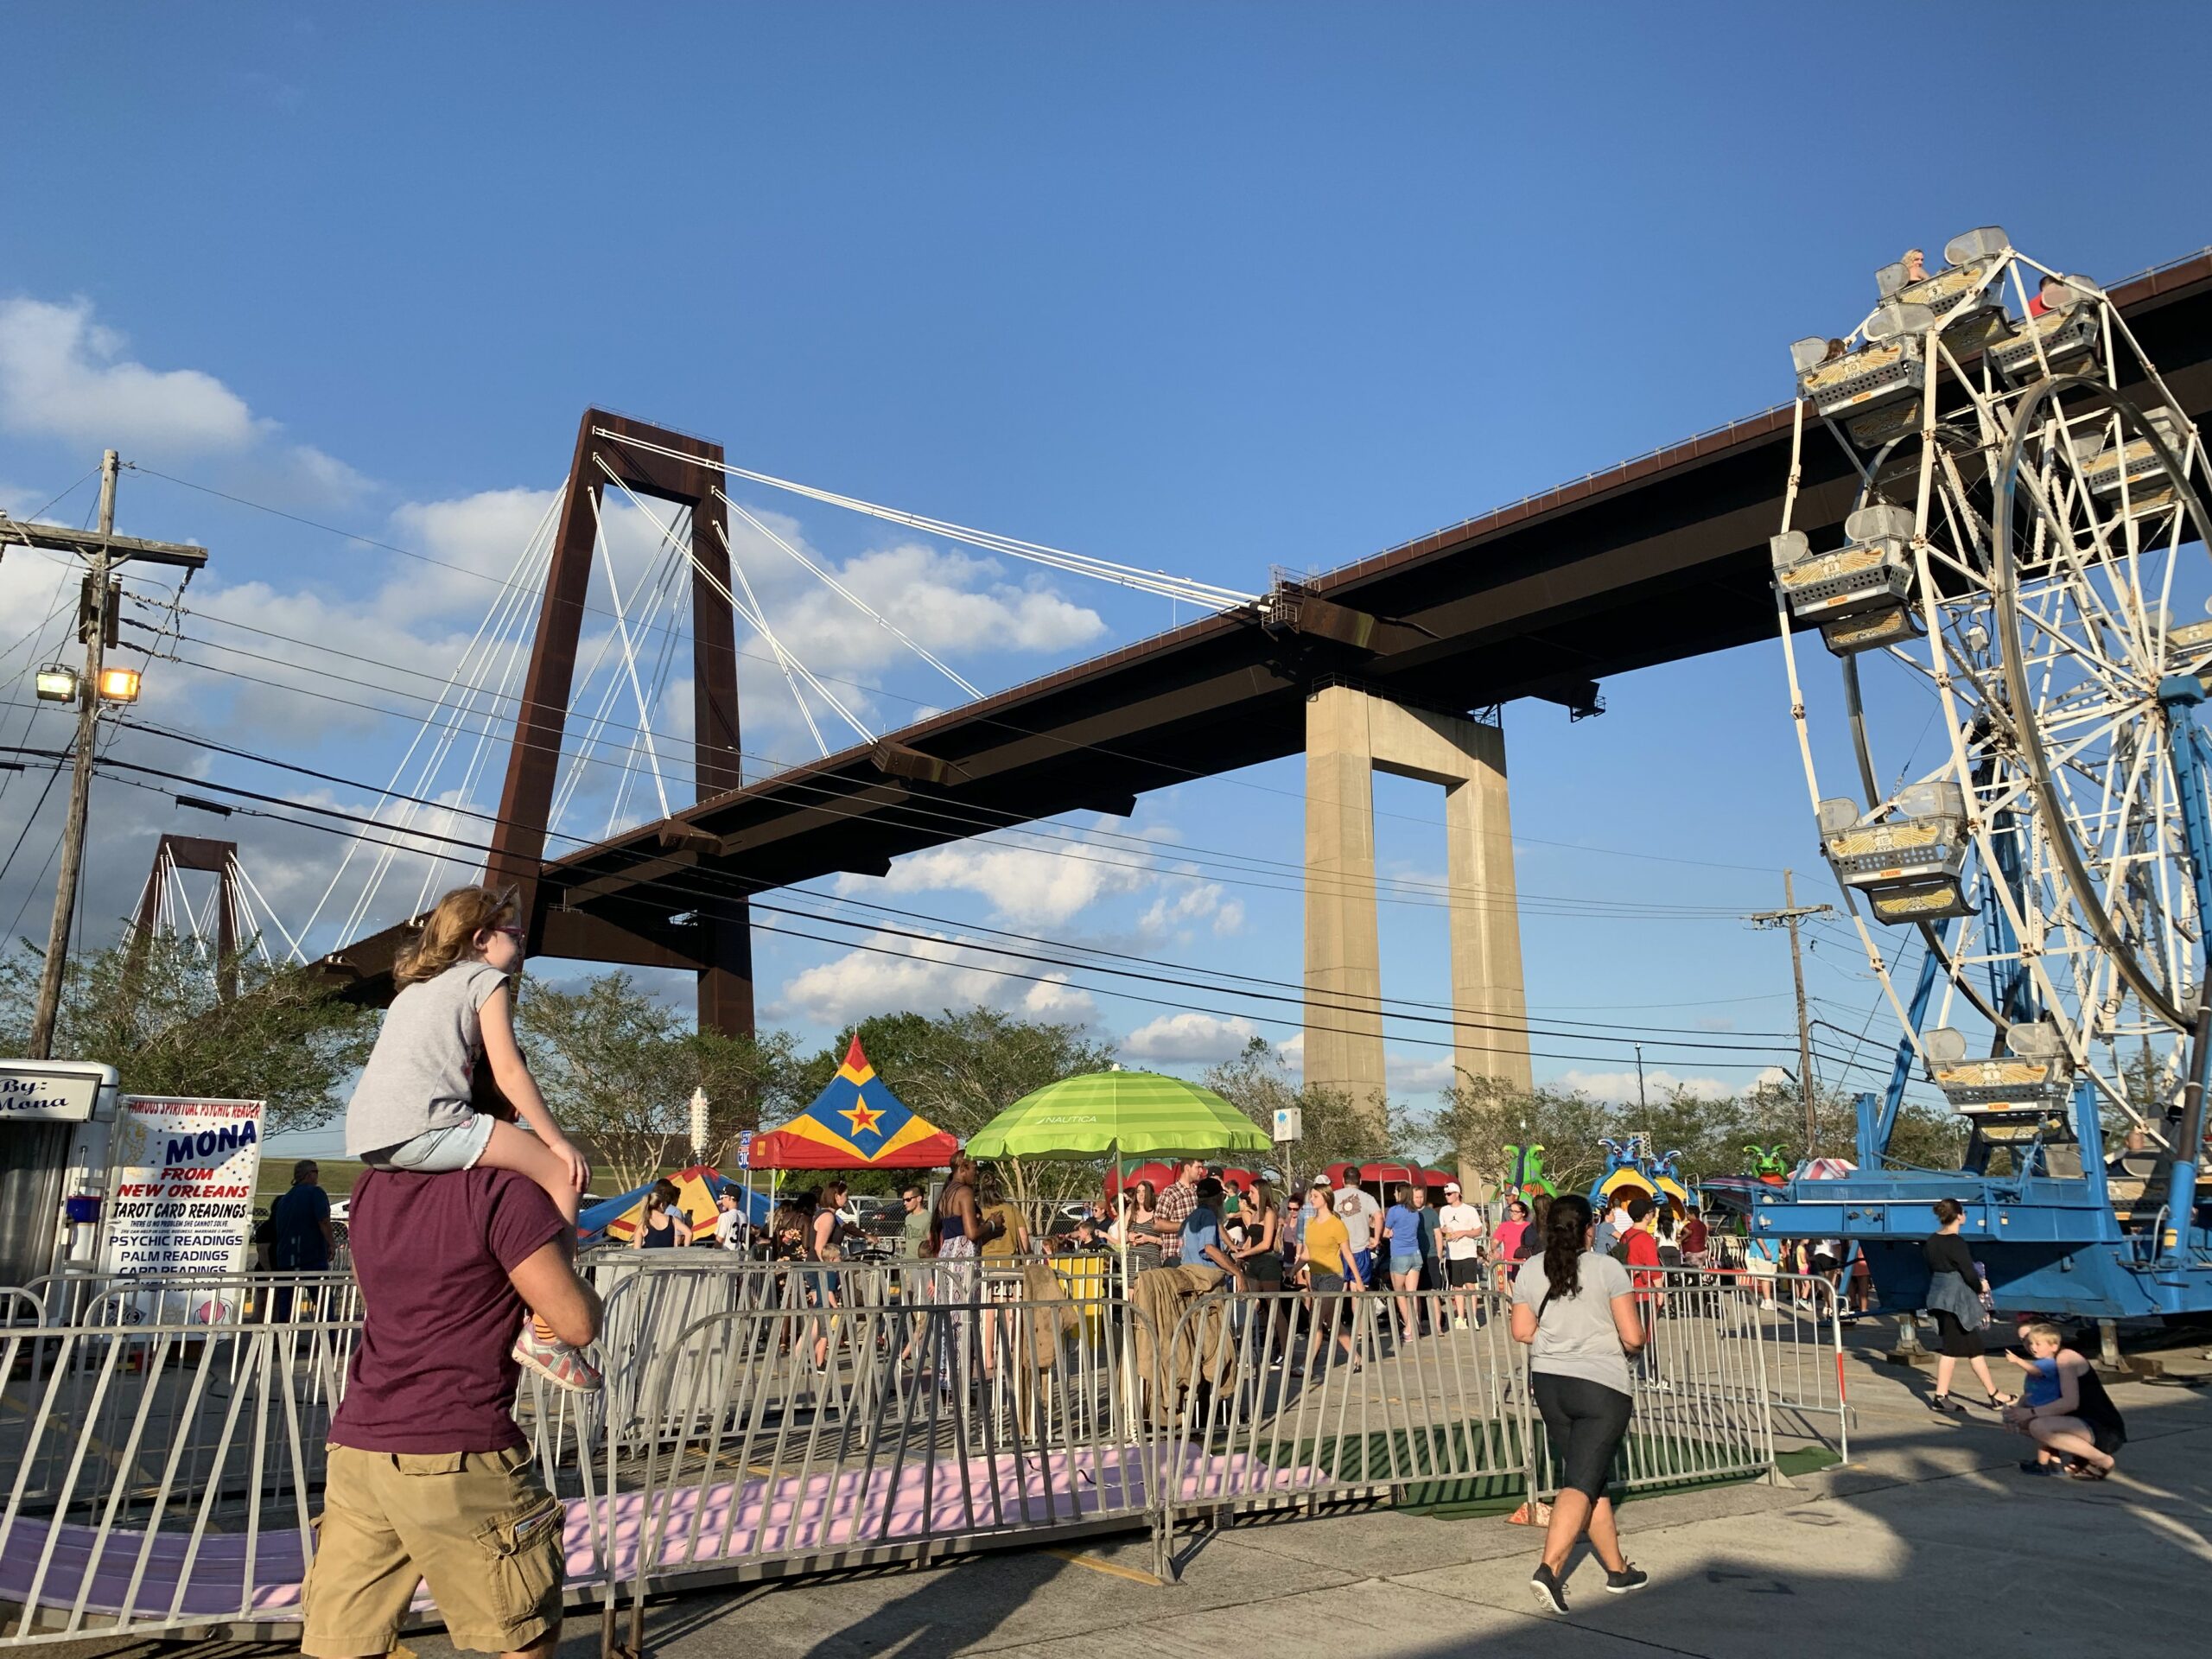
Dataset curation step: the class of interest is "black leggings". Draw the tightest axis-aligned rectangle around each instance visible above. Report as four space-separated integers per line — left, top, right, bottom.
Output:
1530 1371 1633 1501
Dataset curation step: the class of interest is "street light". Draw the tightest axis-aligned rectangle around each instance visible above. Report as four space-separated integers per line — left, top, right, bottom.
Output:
35 664 79 702
96 665 142 703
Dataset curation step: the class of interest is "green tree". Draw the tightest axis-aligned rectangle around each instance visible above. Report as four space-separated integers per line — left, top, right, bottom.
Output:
1201 1037 1415 1182
514 971 804 1192
1433 1074 1614 1197
0 934 378 1135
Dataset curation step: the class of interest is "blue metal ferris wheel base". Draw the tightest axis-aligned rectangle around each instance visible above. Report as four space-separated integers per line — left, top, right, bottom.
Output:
1751 678 2212 1325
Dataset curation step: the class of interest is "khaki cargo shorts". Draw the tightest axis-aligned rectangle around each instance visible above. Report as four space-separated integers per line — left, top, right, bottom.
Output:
302 1443 565 1656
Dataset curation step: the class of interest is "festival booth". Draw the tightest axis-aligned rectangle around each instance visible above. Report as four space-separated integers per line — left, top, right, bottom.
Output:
742 1039 958 1232
751 1037 958 1171
582 1165 764 1248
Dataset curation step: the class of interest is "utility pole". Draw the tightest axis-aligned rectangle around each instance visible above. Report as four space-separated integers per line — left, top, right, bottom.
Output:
1749 868 1832 1160
4 455 209 1058
1633 1040 1648 1121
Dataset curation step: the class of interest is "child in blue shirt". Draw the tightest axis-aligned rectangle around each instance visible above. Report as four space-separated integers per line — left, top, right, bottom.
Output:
2005 1321 2066 1471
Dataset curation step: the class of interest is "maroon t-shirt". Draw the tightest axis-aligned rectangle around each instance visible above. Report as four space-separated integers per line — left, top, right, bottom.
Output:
329 1166 566 1454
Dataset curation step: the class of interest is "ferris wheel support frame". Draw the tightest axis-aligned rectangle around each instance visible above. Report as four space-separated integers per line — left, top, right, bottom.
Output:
2155 674 2212 1262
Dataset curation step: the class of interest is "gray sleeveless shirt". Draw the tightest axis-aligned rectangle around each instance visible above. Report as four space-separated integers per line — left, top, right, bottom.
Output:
344 961 510 1156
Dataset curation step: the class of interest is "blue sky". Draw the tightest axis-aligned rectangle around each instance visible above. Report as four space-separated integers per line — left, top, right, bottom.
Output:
5 3 2210 1150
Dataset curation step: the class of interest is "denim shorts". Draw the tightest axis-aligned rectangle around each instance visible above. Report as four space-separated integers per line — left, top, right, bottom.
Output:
363 1113 496 1173
1389 1252 1423 1277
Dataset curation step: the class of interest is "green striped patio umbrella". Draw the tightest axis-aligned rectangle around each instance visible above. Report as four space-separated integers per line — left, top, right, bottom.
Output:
966 1068 1269 1160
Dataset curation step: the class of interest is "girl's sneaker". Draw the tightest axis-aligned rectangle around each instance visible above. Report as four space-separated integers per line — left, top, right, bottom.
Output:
1605 1565 1650 1593
513 1318 602 1393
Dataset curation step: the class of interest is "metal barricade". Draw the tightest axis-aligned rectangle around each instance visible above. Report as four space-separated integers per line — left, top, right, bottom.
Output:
1736 1271 1851 1461
17 1268 360 1332
1525 1269 1779 1503
1154 1286 1528 1575
0 1290 606 1646
605 1287 1162 1653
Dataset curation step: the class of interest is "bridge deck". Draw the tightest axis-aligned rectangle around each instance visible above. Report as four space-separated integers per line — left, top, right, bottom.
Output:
321 249 2212 993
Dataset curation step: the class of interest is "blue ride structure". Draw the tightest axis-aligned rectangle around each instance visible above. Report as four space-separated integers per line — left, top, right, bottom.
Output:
1755 229 2212 1325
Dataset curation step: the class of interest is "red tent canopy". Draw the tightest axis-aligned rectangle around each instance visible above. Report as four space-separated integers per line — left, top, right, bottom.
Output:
1330 1162 1453 1190
1103 1160 1177 1197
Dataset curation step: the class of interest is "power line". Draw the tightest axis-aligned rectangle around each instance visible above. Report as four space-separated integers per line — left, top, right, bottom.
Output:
32 742 1827 1062
127 462 1785 879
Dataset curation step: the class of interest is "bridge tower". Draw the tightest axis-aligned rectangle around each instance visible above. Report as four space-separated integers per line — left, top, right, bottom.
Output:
487 409 753 1036
128 833 242 998
1302 683 1531 1135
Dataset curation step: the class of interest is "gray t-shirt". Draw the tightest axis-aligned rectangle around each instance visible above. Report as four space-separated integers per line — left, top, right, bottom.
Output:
1513 1250 1635 1397
345 961 510 1156
1333 1187 1380 1250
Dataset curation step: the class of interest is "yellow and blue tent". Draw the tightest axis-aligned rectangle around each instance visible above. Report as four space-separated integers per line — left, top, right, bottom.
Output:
748 1037 958 1170
593 1163 740 1246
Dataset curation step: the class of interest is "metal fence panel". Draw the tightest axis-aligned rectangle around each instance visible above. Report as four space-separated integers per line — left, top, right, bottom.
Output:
1154 1284 1529 1551
606 1287 1165 1650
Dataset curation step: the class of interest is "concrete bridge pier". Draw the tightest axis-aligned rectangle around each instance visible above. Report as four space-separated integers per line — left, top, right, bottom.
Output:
1302 683 1532 1155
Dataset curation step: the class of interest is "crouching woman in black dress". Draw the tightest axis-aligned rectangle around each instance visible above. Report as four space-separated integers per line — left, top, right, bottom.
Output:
2004 1344 2126 1481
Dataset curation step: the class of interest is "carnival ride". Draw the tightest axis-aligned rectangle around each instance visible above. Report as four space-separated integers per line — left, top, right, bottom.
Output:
1587 1134 1694 1217
1754 229 2212 1321
1499 1143 1558 1202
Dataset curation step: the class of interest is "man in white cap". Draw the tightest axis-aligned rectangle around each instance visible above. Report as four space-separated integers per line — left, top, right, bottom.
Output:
1437 1179 1487 1331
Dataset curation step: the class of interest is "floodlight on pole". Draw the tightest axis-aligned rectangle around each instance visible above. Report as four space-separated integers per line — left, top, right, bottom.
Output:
35 664 79 702
97 665 142 703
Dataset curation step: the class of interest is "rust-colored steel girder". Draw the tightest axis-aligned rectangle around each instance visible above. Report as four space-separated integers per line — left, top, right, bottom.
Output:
323 247 2212 1018
327 409 753 1033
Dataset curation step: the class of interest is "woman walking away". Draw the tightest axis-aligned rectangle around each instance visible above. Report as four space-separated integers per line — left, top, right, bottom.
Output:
345 884 597 1390
1923 1198 2013 1414
629 1180 693 1249
1511 1193 1648 1614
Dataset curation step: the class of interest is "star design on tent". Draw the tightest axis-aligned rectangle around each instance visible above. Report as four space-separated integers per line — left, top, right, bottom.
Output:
840 1102 884 1139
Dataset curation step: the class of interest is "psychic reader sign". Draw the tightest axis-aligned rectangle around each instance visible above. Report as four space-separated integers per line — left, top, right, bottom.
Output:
100 1096 264 1316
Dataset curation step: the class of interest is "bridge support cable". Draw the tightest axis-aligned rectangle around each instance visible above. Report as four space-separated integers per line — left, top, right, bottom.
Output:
590 535 696 842
582 486 674 821
339 536 549 946
408 524 582 918
299 489 562 953
311 494 555 948
591 455 831 757
714 486 982 701
231 855 305 963
543 510 690 841
594 457 874 749
591 425 1257 610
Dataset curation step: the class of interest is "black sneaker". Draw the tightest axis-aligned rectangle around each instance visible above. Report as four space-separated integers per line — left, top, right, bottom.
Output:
1605 1565 1649 1593
1530 1562 1568 1614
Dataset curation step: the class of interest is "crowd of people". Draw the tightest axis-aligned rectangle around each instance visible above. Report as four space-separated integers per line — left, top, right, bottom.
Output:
288 881 2135 1653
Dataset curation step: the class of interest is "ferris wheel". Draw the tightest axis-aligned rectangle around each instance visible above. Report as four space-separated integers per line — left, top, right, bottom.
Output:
1772 227 2212 1185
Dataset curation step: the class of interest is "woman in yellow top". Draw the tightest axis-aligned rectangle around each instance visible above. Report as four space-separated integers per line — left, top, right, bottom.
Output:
976 1169 1032 1379
1297 1179 1363 1377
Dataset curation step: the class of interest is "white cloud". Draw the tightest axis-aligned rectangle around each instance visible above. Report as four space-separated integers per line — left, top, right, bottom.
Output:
1552 1066 1753 1103
387 486 562 625
0 298 261 454
1276 1031 1305 1074
835 834 1154 926
1138 880 1244 938
1123 1012 1259 1063
771 928 1096 1025
0 296 372 504
1386 1052 1459 1094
